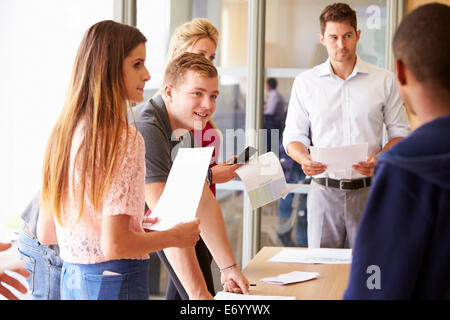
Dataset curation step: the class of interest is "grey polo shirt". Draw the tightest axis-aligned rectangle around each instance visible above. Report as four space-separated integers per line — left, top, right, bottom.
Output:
20 191 41 237
131 94 195 184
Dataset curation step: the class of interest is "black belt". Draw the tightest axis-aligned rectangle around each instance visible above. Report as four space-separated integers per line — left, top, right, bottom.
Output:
313 177 371 191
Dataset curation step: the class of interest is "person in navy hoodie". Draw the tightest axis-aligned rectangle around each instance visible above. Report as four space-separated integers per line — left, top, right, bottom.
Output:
344 3 450 299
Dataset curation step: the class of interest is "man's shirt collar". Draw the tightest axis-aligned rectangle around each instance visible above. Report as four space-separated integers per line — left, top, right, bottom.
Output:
318 55 369 79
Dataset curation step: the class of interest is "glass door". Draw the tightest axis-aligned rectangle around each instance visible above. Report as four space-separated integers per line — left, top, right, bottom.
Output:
136 0 250 297
260 0 388 250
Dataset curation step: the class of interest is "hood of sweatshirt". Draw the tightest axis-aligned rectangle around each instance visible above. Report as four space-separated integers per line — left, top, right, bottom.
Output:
377 114 450 190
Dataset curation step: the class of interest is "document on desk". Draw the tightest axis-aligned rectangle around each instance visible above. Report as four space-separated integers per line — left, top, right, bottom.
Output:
215 291 296 300
260 271 319 285
268 248 352 264
142 147 214 231
309 143 368 178
235 152 322 210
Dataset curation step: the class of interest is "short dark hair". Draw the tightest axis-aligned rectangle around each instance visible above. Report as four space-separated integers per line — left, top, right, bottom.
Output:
320 3 357 34
267 78 277 89
393 3 450 91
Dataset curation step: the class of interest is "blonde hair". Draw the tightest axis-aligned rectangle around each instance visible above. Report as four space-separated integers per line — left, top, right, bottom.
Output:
40 20 146 226
167 18 219 61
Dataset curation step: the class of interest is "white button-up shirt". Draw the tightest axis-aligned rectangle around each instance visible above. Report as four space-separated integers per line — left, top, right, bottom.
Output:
283 57 410 179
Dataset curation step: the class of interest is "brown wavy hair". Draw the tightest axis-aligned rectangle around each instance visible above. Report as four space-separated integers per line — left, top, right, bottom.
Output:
320 3 357 34
163 52 218 89
40 20 146 225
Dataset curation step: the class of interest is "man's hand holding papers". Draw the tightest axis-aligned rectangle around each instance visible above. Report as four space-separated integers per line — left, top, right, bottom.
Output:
352 155 376 177
298 154 327 177
309 143 368 179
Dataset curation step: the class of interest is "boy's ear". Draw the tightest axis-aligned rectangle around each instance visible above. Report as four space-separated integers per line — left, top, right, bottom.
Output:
164 85 174 103
395 59 407 86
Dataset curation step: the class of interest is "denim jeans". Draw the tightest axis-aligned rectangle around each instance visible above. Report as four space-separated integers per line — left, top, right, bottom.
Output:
17 226 63 300
61 259 150 300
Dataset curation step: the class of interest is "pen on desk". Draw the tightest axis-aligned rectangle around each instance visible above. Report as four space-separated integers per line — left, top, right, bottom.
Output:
250 283 256 286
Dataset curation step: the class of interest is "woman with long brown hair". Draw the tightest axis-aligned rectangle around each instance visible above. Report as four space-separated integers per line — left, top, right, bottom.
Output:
36 20 200 300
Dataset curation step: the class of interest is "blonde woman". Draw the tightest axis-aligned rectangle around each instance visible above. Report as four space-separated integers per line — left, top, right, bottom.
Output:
157 18 241 300
36 20 200 300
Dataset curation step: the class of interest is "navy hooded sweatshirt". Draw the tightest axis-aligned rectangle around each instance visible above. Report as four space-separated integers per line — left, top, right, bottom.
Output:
344 114 450 299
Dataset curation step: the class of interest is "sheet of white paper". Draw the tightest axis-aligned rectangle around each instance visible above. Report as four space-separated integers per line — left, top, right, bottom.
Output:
309 143 368 178
268 248 352 264
235 152 323 210
214 291 296 300
143 147 214 231
260 271 319 285
0 251 25 275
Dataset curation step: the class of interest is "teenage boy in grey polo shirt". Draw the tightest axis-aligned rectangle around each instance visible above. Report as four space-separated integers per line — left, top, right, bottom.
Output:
132 52 249 300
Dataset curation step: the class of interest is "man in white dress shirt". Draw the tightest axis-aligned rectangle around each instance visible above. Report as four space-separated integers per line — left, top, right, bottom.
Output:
283 3 410 248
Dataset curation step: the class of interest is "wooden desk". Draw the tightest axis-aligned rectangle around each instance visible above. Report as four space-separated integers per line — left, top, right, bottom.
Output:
242 247 350 300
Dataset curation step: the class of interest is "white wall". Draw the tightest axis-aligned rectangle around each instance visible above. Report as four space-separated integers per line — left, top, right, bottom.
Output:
0 0 114 226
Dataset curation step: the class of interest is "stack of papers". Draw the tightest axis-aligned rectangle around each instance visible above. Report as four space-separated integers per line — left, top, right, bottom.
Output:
268 248 352 264
215 291 295 300
260 271 319 285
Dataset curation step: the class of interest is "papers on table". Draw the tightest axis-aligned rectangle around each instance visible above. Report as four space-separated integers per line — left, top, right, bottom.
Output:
260 271 319 285
310 143 368 179
142 147 214 231
268 248 352 264
215 291 296 300
0 250 25 275
235 152 322 210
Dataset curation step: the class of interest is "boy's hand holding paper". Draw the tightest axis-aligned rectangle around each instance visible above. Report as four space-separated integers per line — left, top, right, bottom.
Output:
142 147 214 231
